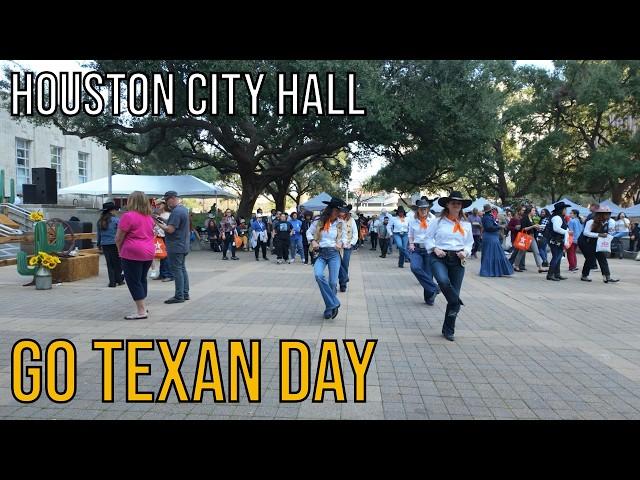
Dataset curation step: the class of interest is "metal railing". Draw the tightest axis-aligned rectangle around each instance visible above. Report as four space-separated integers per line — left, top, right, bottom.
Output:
1 202 31 217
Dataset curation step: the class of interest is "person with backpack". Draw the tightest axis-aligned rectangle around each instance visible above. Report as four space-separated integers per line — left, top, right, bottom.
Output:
306 197 347 319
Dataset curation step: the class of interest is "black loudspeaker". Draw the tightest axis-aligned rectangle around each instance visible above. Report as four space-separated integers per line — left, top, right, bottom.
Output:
22 184 38 204
67 221 94 250
32 167 58 204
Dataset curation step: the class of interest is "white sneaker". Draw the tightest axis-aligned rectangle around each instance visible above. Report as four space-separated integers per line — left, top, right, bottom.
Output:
289 259 294 264
277 259 282 264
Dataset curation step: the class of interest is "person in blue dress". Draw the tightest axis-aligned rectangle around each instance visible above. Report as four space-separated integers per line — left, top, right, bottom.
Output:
479 204 514 277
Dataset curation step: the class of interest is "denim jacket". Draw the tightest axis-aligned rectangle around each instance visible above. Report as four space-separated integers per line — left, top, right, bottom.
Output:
97 216 119 246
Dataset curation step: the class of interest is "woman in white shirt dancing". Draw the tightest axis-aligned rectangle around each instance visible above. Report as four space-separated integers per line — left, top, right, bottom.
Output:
306 197 348 319
389 206 410 268
426 191 474 341
408 199 440 306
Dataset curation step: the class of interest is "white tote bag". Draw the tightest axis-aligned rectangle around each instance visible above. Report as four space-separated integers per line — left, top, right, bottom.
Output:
596 235 613 253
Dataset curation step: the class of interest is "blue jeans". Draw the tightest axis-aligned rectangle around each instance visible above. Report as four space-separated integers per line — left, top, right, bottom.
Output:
537 237 548 263
409 248 438 297
313 248 341 315
159 257 173 279
430 254 465 336
549 242 563 276
393 233 409 266
168 252 189 300
290 236 304 261
338 247 353 288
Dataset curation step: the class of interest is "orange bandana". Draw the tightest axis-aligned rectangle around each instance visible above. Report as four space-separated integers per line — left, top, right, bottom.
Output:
418 215 428 229
448 215 465 235
323 220 331 232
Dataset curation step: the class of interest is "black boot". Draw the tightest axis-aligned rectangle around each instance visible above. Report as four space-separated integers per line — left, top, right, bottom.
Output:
442 304 457 341
555 272 567 280
547 271 559 281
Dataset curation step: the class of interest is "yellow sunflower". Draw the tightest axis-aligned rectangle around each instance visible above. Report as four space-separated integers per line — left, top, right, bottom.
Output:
28 256 39 266
29 211 44 222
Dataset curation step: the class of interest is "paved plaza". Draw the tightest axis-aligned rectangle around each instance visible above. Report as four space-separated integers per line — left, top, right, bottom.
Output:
0 246 639 420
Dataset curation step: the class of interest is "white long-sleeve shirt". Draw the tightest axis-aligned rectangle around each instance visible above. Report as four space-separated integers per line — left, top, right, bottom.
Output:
408 217 432 245
583 218 616 238
551 215 569 235
306 218 347 248
388 215 410 235
425 216 474 257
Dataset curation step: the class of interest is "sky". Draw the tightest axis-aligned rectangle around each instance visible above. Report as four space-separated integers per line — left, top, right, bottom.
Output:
1 59 556 189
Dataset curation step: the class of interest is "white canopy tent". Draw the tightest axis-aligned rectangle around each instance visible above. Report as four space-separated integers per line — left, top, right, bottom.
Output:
429 197 504 214
464 197 504 214
542 198 590 216
624 203 640 217
300 192 332 211
59 174 236 199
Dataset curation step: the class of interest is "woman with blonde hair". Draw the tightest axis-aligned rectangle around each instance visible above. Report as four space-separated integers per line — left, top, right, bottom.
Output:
115 191 156 319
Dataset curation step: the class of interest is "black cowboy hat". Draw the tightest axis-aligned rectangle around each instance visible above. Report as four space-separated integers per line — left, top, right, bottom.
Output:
339 204 353 213
101 201 117 212
396 205 407 215
553 201 571 212
415 199 432 208
437 191 472 209
322 196 347 209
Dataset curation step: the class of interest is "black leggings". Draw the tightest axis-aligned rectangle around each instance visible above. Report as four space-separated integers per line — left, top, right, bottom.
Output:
255 239 267 259
580 238 610 277
102 244 123 285
222 234 236 258
303 240 310 263
121 259 152 301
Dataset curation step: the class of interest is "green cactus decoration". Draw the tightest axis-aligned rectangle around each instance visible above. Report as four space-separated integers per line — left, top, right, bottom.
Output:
17 221 65 276
0 170 17 204
9 178 15 204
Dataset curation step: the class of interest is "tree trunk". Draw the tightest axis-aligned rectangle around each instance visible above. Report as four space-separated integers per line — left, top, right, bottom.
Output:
237 179 261 221
273 175 292 212
493 140 509 205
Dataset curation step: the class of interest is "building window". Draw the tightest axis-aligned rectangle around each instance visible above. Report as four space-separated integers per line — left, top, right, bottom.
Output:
78 152 89 183
16 138 31 193
51 146 63 189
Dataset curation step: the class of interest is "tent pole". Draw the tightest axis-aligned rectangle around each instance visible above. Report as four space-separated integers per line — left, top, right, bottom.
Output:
107 149 113 200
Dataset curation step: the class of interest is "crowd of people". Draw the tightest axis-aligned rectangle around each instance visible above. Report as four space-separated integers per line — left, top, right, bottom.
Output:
95 189 638 337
